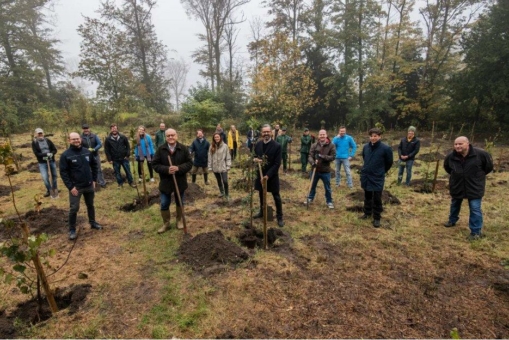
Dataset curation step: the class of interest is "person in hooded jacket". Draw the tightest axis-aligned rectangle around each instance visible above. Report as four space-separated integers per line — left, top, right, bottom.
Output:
360 128 393 228
31 128 58 197
208 132 232 199
306 129 336 209
134 125 155 182
397 126 420 186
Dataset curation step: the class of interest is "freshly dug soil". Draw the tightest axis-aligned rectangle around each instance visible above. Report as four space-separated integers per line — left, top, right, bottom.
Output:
0 185 19 197
418 152 446 162
412 179 448 193
0 284 91 339
177 230 249 275
26 161 40 173
238 227 284 249
347 190 401 205
120 189 161 211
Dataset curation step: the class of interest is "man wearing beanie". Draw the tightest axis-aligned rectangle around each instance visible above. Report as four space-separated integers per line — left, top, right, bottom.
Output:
397 126 420 186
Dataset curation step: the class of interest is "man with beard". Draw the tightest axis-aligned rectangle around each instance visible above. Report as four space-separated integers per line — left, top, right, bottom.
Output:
59 132 102 240
189 129 210 185
31 128 58 197
253 124 284 227
104 124 136 188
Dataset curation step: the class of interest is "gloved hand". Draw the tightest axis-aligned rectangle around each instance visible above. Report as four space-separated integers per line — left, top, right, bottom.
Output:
88 148 94 152
43 156 48 161
47 153 53 158
311 163 317 168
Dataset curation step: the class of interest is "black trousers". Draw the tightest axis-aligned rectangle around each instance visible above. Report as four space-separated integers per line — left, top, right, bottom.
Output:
364 190 383 219
214 172 229 196
69 185 95 231
258 190 283 219
230 141 238 160
137 160 154 178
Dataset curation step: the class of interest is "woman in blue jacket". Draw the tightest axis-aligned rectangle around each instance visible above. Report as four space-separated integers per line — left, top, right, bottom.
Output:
134 125 155 182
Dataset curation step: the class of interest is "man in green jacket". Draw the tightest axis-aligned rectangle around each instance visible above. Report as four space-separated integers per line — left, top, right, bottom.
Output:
300 128 313 173
155 123 166 148
276 127 292 173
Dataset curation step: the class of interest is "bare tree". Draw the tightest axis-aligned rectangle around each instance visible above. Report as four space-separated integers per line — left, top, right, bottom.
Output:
166 57 190 111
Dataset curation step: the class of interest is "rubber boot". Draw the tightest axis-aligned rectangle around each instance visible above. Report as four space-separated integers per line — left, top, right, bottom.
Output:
192 174 196 183
176 207 184 229
204 173 209 185
158 210 171 234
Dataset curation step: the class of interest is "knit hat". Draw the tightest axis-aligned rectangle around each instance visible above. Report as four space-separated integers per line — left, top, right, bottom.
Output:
408 126 416 133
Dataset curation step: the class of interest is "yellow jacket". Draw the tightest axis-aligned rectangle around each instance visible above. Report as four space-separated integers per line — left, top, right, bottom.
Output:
227 130 239 150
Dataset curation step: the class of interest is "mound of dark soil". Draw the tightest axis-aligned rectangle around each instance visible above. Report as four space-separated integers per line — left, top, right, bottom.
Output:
238 227 283 249
177 230 249 274
0 185 19 197
347 190 401 205
412 179 448 193
0 284 91 339
418 152 446 162
102 167 117 182
26 161 40 173
16 143 32 149
120 189 161 211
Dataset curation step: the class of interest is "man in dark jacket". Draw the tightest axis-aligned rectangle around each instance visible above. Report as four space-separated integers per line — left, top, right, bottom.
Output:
153 128 193 233
247 126 259 153
300 128 313 173
253 124 284 227
31 128 58 197
59 132 102 240
104 124 136 188
397 126 420 186
276 127 292 173
443 136 493 240
155 123 166 148
189 129 210 185
360 128 394 228
81 124 106 188
306 129 336 209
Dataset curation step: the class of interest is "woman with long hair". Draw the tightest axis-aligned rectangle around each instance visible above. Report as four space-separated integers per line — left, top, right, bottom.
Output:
134 125 155 182
208 132 232 199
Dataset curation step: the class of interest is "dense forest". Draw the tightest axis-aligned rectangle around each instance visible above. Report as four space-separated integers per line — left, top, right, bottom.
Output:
0 0 507 133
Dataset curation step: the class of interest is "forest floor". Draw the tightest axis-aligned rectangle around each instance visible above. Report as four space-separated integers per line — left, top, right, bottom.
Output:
1 130 509 338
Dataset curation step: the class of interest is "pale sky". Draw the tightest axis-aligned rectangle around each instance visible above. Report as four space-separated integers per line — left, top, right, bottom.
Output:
52 0 267 95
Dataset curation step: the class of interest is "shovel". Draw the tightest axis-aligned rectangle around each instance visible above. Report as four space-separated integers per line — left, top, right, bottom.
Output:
168 155 188 234
306 166 317 210
47 158 58 199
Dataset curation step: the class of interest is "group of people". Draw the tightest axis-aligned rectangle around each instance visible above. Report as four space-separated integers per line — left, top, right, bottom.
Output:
31 122 493 242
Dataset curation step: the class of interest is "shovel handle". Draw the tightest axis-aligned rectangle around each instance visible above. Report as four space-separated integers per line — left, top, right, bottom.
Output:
167 155 187 234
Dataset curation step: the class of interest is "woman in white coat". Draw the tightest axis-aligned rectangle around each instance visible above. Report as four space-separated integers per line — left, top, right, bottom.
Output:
208 132 232 199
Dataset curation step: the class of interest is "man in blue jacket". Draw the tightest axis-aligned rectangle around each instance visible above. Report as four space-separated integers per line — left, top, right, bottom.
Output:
332 126 357 188
81 124 106 188
360 128 393 228
60 132 102 240
189 129 210 185
397 126 420 186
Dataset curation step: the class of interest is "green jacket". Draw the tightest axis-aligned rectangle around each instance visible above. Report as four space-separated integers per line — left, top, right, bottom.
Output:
155 129 166 148
300 134 313 153
276 134 292 153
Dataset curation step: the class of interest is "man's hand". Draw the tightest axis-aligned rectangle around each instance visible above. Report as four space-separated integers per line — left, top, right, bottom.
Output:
47 153 53 159
348 157 352 161
88 148 94 152
93 181 96 189
168 165 179 174
70 187 78 196
254 157 263 163
260 175 268 184
401 155 408 160
109 161 112 164
43 156 48 161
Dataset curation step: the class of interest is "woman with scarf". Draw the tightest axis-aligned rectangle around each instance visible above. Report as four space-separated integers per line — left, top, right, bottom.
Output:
208 132 232 199
134 125 155 182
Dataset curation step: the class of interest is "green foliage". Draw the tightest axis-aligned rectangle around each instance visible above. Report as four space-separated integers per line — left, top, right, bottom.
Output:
181 96 225 130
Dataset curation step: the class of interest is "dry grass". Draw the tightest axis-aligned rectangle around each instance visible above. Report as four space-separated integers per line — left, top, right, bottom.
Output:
1 130 509 338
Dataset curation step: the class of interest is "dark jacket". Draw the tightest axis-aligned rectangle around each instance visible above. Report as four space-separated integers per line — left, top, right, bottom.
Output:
190 138 210 167
300 134 312 154
155 129 166 148
152 142 193 195
308 138 336 173
398 136 420 161
59 145 98 190
254 139 282 193
444 145 493 199
31 138 57 163
104 133 130 161
81 132 102 155
361 140 393 191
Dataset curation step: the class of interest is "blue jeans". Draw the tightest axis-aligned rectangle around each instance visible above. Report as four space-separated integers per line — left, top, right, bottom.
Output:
448 198 483 235
94 153 106 186
112 159 134 185
335 158 353 187
160 191 186 210
307 171 333 204
397 159 414 185
38 161 58 192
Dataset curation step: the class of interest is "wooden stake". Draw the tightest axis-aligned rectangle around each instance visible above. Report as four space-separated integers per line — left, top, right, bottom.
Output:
263 177 268 250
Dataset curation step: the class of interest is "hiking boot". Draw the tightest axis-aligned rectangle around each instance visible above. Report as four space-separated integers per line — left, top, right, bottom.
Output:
218 192 225 198
444 221 456 228
253 211 263 219
118 183 123 189
129 182 137 188
69 230 77 241
359 214 370 220
277 217 285 227
176 207 184 230
327 202 334 209
90 222 103 230
158 210 171 234
43 191 51 197
373 219 381 228
304 199 313 205
467 233 485 241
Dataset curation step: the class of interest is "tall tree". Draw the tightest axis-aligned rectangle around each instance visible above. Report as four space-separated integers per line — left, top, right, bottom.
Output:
166 57 190 111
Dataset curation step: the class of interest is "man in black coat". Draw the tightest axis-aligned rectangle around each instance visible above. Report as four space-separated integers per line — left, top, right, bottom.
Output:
60 132 102 241
253 124 284 227
443 136 493 241
189 129 210 185
104 124 136 188
153 128 193 233
397 126 420 186
360 128 393 228
31 128 58 197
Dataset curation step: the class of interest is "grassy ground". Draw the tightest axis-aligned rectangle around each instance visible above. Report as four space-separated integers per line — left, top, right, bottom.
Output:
1 129 509 338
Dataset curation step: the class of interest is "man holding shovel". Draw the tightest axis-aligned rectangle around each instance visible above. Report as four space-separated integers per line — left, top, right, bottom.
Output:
31 128 58 198
253 124 284 227
152 128 193 233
